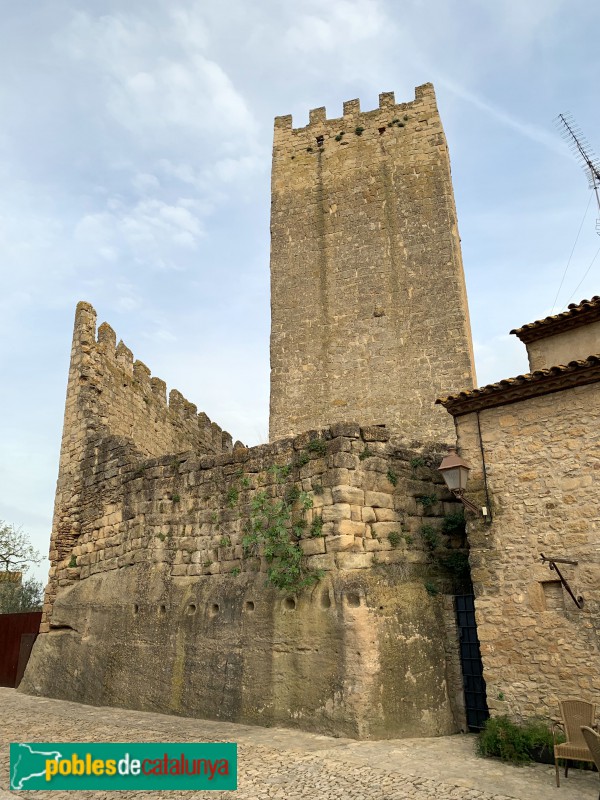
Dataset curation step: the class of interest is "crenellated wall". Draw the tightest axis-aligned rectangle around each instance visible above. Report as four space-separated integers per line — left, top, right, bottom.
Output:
269 83 476 443
43 302 236 633
23 421 469 739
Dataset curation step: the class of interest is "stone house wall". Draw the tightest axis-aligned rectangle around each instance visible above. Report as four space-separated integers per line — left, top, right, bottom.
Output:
453 382 600 722
524 320 600 371
269 83 475 444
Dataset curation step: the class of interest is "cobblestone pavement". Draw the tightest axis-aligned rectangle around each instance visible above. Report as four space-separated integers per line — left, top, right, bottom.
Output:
0 689 597 800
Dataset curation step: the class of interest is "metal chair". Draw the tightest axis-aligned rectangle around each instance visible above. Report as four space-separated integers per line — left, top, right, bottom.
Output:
581 727 600 800
553 699 596 787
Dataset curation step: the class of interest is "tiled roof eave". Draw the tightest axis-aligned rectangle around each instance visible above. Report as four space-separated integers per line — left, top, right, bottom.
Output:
436 355 600 417
511 296 600 343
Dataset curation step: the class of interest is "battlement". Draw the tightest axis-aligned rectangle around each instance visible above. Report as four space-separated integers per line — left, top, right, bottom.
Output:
273 83 438 143
72 301 235 454
269 82 475 443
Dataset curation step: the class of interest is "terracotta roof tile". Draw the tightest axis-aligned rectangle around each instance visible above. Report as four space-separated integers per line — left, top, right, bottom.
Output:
436 354 600 416
511 296 600 343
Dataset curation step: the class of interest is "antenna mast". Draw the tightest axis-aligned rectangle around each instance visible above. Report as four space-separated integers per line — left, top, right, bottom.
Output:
556 113 600 235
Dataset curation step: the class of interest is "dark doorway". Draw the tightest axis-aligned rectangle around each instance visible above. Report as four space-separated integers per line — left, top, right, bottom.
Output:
455 594 489 731
0 612 42 687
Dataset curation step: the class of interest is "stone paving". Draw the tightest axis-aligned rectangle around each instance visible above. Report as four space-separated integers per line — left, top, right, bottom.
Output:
0 689 598 800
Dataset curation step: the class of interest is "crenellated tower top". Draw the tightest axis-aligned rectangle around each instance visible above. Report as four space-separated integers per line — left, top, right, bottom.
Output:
269 82 475 444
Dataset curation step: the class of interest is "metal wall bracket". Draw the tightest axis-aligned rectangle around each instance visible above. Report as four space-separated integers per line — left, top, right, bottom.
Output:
540 553 584 609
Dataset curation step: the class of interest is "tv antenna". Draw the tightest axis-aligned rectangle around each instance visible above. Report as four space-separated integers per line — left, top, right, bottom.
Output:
556 113 600 236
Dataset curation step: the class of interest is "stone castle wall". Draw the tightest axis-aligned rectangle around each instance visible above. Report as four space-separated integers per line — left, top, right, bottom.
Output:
42 302 235 633
454 383 600 721
269 83 475 444
24 415 469 739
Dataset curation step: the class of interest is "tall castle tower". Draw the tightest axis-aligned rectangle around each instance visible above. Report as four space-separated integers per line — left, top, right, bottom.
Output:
269 83 475 443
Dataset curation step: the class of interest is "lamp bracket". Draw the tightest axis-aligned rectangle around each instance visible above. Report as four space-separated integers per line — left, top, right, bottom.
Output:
540 553 583 608
451 489 484 516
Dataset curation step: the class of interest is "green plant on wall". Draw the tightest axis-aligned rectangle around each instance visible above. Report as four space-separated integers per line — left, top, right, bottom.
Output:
226 487 238 508
307 438 327 456
387 469 398 487
420 524 439 550
243 483 323 592
417 493 437 512
442 509 466 537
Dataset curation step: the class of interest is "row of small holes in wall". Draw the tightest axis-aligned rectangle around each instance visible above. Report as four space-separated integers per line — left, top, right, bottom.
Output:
132 594 364 616
132 601 255 617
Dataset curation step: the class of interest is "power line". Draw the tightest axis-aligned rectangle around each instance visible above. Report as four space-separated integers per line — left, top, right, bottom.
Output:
551 192 592 313
567 244 600 304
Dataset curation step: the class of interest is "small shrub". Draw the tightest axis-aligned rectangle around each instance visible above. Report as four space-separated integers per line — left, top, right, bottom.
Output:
410 456 425 470
306 146 313 152
418 493 437 511
424 581 439 596
134 462 148 478
310 515 324 537
285 485 301 504
388 531 401 547
203 560 213 568
171 493 181 503
294 451 310 468
68 555 77 568
307 438 327 456
312 483 324 495
231 567 241 577
421 524 439 550
335 133 344 141
226 488 238 508
441 552 471 591
477 716 557 765
241 476 251 488
355 126 364 136
359 447 374 461
219 536 231 548
442 510 466 536
403 534 414 545
387 469 398 487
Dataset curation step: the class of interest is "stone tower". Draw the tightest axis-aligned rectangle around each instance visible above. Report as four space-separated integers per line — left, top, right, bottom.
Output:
269 83 476 443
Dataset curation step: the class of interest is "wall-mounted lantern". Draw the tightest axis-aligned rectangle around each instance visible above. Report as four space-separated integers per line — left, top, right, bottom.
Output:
438 449 489 518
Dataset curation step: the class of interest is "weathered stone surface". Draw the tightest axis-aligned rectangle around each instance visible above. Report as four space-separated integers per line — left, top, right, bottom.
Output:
26 376 466 739
453 380 600 723
269 84 475 444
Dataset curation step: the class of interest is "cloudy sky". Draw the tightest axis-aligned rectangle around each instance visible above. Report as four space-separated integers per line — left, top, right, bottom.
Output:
1 1 599 581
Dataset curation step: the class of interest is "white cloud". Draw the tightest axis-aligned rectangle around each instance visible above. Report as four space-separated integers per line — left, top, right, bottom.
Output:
58 10 258 149
284 0 385 52
74 196 208 270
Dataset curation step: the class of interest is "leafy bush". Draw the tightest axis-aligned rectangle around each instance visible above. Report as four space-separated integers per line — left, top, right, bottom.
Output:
421 524 439 550
388 531 401 547
442 510 466 536
477 716 557 765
